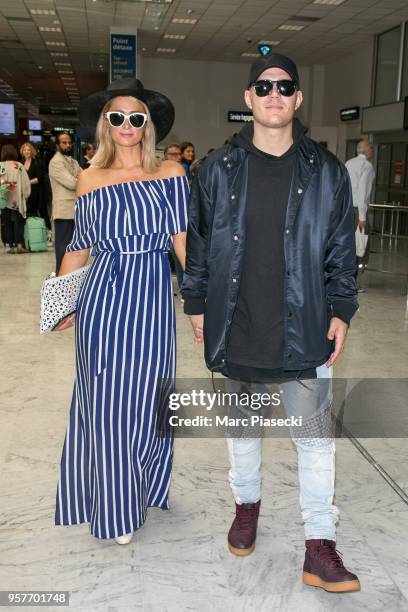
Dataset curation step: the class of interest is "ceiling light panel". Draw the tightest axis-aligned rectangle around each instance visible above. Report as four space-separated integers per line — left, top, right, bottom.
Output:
278 25 305 31
39 27 62 32
30 9 56 15
172 18 197 24
164 34 186 39
46 41 66 46
313 0 345 4
157 47 176 53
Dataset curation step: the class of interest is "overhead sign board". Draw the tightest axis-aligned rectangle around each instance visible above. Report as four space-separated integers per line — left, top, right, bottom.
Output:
228 111 253 123
110 30 137 82
340 106 360 122
39 105 77 116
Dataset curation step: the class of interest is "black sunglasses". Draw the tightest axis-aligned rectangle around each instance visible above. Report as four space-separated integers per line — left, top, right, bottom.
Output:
251 79 297 97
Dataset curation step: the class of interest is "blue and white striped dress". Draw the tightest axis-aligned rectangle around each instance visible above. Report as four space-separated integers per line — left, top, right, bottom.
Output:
55 175 189 539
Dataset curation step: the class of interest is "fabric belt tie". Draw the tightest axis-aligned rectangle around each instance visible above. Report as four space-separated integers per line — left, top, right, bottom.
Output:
102 249 167 288
95 248 167 375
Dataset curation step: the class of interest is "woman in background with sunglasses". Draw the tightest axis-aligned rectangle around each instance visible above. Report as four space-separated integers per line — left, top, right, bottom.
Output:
53 79 188 545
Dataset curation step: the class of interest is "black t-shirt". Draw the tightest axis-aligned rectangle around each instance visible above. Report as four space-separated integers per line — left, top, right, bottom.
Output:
226 136 316 382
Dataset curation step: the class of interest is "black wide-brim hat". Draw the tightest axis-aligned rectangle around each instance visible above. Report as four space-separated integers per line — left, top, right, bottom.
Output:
78 78 175 143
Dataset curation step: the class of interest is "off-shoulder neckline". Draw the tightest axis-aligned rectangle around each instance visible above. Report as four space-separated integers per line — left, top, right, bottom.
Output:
76 174 187 200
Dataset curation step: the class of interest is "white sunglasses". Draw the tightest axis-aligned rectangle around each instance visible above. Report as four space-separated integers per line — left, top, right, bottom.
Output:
105 111 148 129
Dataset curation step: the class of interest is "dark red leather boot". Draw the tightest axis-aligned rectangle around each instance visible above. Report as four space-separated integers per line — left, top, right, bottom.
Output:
303 539 361 592
227 501 261 557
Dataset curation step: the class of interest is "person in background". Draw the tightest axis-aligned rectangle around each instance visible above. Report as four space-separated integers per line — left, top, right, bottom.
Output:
164 143 182 163
164 143 184 292
345 140 375 289
48 132 82 273
0 144 31 254
180 141 195 179
79 143 96 169
42 141 57 170
20 142 44 218
37 143 53 231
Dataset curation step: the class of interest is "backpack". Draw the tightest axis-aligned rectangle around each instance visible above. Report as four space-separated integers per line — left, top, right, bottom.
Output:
24 216 48 252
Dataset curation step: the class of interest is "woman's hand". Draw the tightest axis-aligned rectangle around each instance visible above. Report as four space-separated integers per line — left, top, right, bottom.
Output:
54 313 76 332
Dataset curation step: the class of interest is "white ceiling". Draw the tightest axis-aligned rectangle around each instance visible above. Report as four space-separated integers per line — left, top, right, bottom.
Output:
0 0 407 116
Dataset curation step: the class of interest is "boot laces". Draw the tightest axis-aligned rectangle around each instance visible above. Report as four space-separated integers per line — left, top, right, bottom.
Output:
237 504 258 529
319 543 345 568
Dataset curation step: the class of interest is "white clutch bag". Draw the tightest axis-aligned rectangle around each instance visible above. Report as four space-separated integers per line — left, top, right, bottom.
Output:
39 264 91 334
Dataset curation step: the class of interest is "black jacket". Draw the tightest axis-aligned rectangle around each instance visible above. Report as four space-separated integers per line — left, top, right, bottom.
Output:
181 121 358 375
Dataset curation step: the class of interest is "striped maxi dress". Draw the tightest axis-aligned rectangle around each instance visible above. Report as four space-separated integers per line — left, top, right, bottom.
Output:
55 175 189 539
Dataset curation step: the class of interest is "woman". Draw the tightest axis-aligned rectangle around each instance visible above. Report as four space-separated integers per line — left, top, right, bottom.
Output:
79 142 96 169
54 79 188 544
0 145 31 254
20 142 44 217
180 141 195 179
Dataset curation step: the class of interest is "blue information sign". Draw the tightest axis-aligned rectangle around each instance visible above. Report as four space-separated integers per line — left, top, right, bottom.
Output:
110 33 137 82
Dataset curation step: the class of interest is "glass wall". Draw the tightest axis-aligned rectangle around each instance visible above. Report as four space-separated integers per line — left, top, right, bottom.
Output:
374 27 401 105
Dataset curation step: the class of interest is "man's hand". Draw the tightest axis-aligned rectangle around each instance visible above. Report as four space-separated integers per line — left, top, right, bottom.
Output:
55 313 76 332
189 314 204 344
325 317 348 367
358 220 367 231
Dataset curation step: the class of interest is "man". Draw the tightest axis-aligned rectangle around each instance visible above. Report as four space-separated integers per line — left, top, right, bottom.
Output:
345 140 375 281
164 143 184 292
49 132 81 273
182 54 360 593
164 143 182 163
79 142 96 169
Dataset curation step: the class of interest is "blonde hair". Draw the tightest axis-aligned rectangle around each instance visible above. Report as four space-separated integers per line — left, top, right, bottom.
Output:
91 97 160 173
20 142 38 158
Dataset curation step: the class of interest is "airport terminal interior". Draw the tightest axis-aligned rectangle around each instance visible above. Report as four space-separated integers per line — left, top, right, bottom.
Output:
1 0 408 611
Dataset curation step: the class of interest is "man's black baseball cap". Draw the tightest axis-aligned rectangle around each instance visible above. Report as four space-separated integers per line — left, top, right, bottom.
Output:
248 53 300 88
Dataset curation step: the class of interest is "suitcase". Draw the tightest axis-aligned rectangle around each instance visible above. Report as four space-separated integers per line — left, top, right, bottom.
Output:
24 216 48 252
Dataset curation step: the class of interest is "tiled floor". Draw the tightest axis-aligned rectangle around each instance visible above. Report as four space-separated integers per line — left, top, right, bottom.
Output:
0 235 407 611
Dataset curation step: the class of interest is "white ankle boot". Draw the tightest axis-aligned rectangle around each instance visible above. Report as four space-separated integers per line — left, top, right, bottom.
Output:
115 532 134 545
